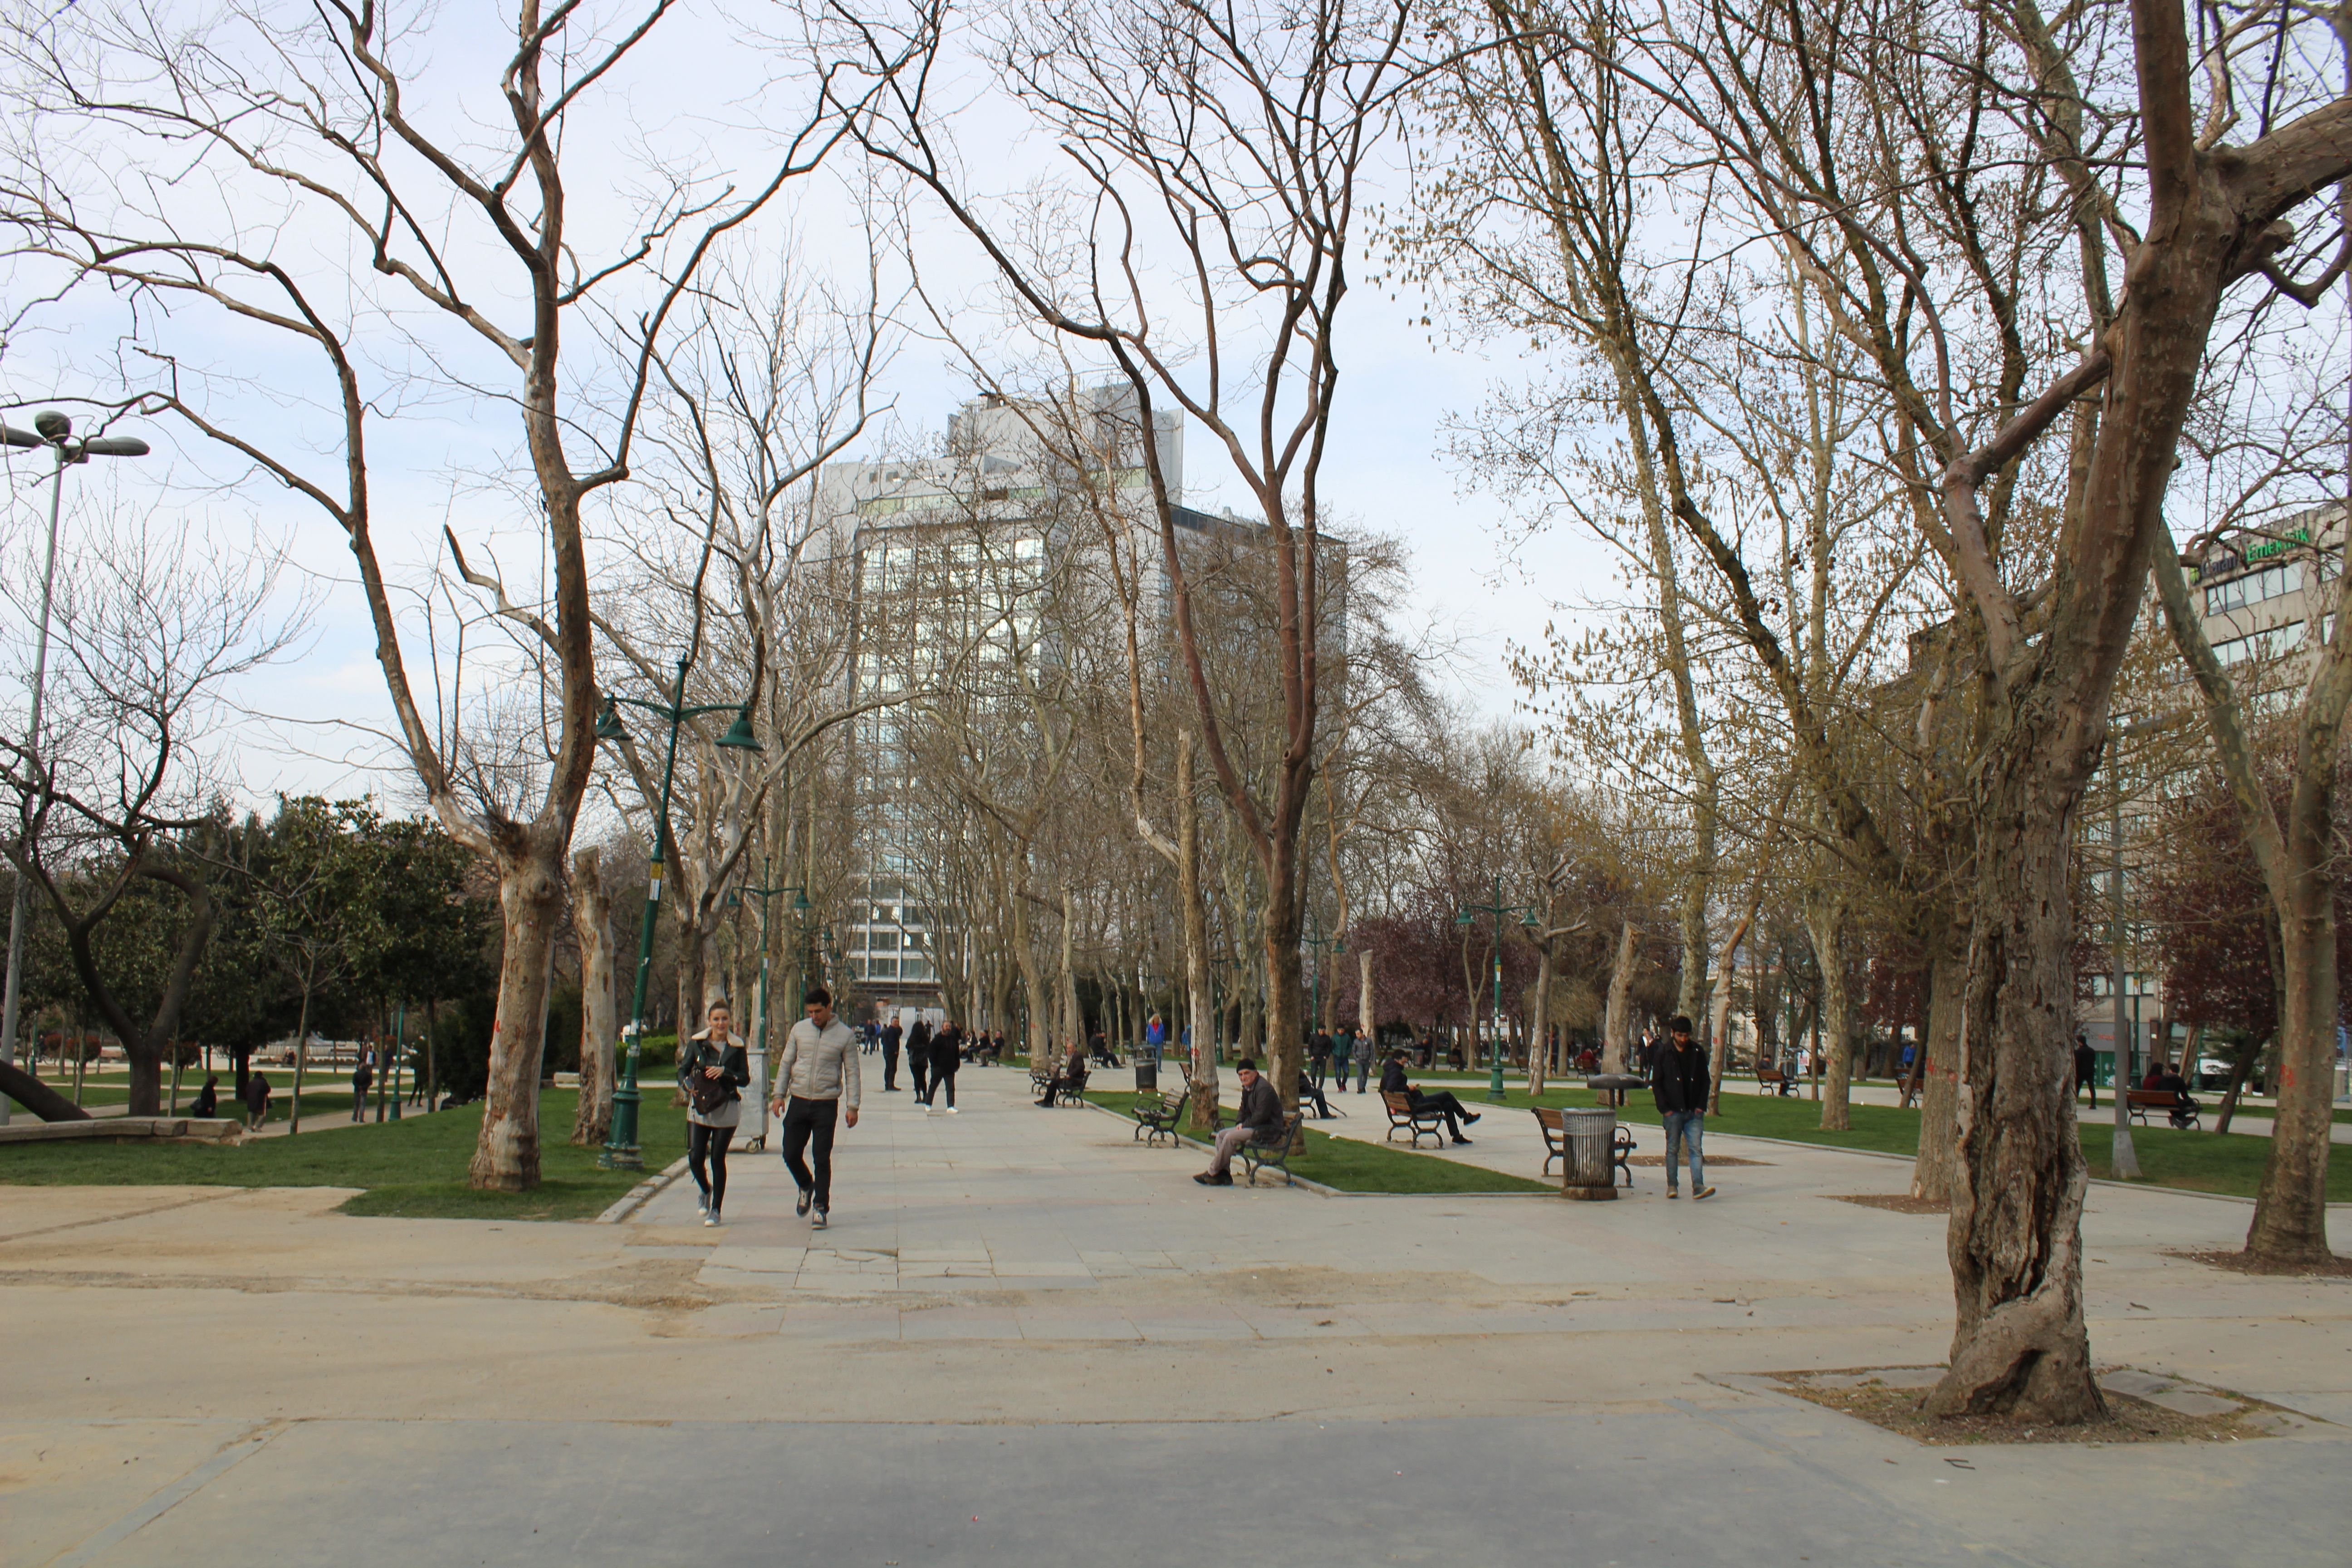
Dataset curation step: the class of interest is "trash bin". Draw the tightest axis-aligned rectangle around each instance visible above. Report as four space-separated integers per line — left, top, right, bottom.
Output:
1134 1062 1159 1093
1560 1105 1619 1200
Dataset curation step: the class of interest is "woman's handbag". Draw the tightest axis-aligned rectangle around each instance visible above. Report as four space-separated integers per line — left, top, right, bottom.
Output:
685 1048 740 1115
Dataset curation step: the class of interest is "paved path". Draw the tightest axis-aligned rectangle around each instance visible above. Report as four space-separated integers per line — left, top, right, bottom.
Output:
4 1069 2347 1566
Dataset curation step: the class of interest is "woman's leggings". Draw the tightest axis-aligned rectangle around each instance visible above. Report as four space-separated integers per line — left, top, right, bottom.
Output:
689 1122 735 1210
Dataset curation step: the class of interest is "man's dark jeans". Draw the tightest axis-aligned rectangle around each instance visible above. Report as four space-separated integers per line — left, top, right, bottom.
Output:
1408 1089 1468 1139
780 1095 840 1208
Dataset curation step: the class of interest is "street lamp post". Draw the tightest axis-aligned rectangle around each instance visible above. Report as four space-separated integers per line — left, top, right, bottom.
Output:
593 653 762 1171
0 412 149 1125
1455 874 1541 1103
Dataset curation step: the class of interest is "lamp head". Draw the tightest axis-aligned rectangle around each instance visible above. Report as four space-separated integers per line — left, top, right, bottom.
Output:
791 890 812 915
1521 911 1541 931
1455 911 1475 927
33 409 70 443
593 702 626 741
716 710 762 751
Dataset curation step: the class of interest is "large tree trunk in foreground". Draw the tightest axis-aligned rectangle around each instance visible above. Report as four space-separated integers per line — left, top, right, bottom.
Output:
1910 920 1966 1203
1929 755 2102 1422
469 834 564 1192
571 847 617 1147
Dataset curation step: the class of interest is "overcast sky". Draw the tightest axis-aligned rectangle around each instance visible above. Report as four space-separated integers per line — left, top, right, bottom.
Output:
0 2 1616 813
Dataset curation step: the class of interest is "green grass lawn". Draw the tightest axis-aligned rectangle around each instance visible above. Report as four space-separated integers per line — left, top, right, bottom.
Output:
1083 1089 1550 1194
0 1088 686 1221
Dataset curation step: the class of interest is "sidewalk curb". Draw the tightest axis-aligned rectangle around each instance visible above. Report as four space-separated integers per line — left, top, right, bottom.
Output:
595 1156 689 1224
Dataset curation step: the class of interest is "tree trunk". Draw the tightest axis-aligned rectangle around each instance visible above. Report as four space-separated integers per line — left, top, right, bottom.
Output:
1602 918 1638 1073
1357 945 1375 1056
1178 737 1219 1130
2246 855 2342 1264
289 982 312 1136
1924 769 2102 1424
1526 937 1553 1097
1910 918 1967 1203
0 1058 88 1121
571 847 617 1147
468 837 565 1191
1803 884 1854 1131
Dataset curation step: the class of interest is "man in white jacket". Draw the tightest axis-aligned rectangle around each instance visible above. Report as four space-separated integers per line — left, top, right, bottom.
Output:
771 986 861 1229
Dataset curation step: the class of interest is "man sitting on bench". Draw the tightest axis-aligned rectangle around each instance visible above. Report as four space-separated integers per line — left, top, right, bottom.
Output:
1195 1058 1281 1186
1380 1050 1480 1145
1038 1041 1089 1106
2147 1063 2202 1127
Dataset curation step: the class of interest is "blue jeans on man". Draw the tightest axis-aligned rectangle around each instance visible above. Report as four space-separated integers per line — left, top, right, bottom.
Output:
1661 1110 1706 1194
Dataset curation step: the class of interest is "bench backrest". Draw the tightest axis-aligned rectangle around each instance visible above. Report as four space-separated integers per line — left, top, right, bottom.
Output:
1532 1106 1564 1131
2126 1088 2186 1105
1382 1091 1417 1114
1250 1113 1303 1148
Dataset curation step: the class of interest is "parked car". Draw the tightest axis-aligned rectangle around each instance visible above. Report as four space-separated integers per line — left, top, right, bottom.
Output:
2194 1056 2237 1090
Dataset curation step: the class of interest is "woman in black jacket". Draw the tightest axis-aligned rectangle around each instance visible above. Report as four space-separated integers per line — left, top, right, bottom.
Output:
680 1000 751 1225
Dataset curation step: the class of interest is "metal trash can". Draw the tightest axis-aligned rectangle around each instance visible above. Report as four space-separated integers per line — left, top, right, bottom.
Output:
1134 1062 1159 1093
1560 1105 1619 1200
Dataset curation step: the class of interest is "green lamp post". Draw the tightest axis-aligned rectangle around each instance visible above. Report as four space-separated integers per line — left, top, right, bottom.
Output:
1455 875 1541 1103
595 654 761 1171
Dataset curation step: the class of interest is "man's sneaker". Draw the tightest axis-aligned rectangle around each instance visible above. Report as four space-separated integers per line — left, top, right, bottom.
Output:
1452 1136 1474 1147
1194 1171 1217 1185
946 1106 960 1115
794 1188 813 1217
1667 1188 1680 1199
811 1207 829 1230
1462 1111 1482 1124
1694 1186 1716 1200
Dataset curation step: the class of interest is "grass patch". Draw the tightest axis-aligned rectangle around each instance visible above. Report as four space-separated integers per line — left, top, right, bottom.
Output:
0 1089 686 1222
1084 1090 1550 1194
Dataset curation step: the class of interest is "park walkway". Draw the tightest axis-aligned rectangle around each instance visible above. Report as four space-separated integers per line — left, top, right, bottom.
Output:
3 1066 2347 1567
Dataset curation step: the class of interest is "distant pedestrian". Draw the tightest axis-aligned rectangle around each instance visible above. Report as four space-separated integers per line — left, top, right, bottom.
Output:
1308 1029 1333 1088
2074 1034 2097 1108
1650 1014 1714 1200
191 1074 219 1118
928 1019 961 1113
1146 1013 1168 1067
1330 1026 1354 1091
681 1001 750 1226
350 1057 373 1121
773 986 860 1230
907 1018 932 1102
241 1071 271 1131
882 1020 903 1092
1354 1040 1371 1095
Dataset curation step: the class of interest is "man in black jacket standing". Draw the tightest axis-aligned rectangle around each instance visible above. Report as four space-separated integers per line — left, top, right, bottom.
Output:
1651 1014 1715 1200
881 1019 903 1092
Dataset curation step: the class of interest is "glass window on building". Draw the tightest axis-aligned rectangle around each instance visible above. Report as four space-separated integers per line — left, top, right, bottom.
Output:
867 958 899 980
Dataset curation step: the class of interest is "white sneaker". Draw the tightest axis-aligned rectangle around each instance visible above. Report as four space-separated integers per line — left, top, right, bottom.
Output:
946 1106 960 1115
702 1213 718 1227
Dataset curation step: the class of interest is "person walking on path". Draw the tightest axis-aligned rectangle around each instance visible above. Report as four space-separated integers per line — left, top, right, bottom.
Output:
1650 1014 1715 1199
1354 1037 1372 1095
881 1019 903 1092
906 1017 932 1103
241 1070 271 1132
349 1056 373 1122
1145 1012 1167 1068
2073 1034 2098 1108
773 986 861 1229
1379 1051 1480 1144
1308 1029 1333 1089
1330 1026 1354 1092
1195 1058 1282 1186
927 1019 961 1113
681 1001 750 1226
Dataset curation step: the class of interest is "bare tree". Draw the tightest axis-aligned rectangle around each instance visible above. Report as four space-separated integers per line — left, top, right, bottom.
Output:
2 2 915 1187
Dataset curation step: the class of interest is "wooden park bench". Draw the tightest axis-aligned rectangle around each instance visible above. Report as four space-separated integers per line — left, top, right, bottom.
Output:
1131 1090 1191 1147
2126 1088 2202 1130
1531 1106 1637 1187
1237 1113 1306 1187
1756 1065 1797 1096
1382 1090 1448 1148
